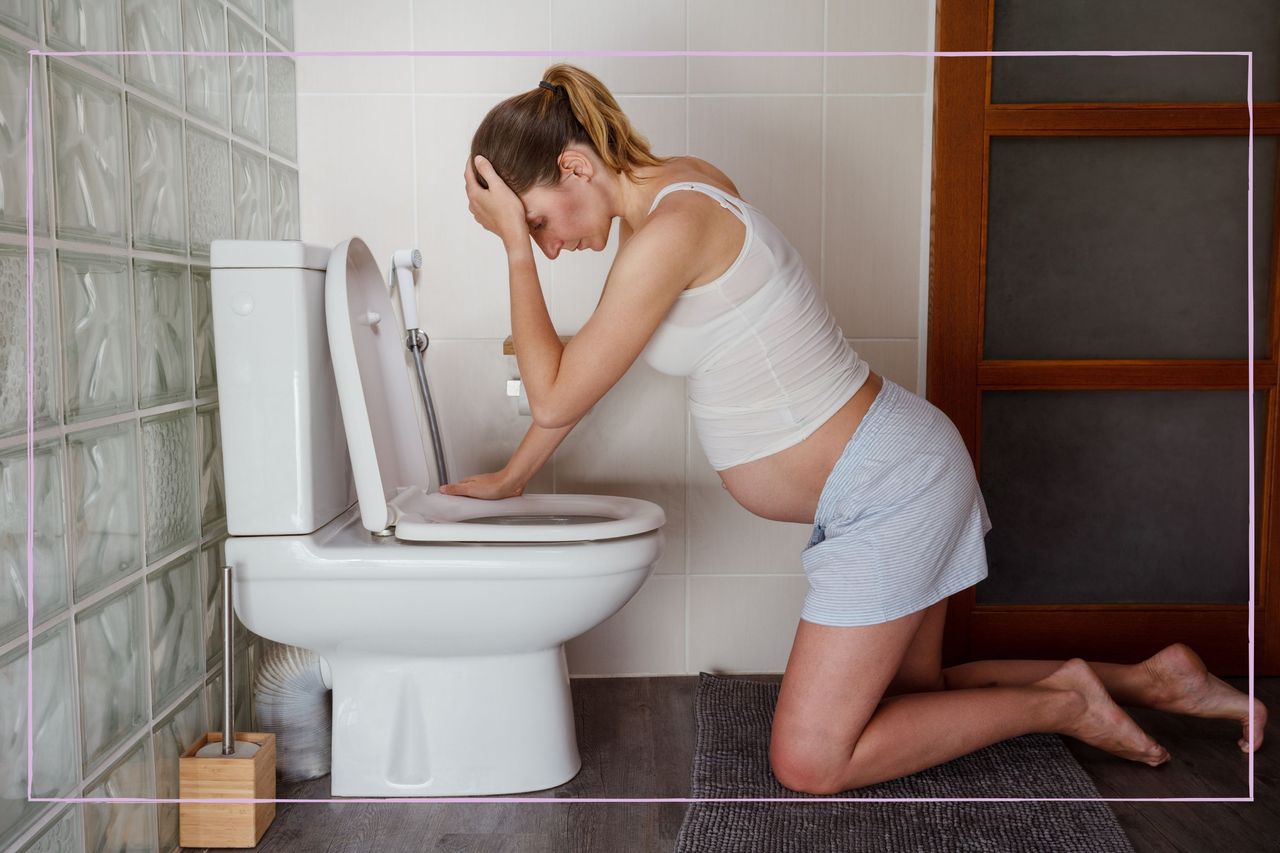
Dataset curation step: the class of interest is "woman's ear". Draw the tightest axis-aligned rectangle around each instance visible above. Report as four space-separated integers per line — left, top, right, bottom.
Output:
560 147 594 181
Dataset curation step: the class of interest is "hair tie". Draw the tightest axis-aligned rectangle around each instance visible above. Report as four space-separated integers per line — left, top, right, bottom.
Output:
539 80 564 95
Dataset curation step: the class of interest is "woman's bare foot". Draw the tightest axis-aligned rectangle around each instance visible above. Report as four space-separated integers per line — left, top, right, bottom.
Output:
1035 658 1172 767
1141 643 1268 753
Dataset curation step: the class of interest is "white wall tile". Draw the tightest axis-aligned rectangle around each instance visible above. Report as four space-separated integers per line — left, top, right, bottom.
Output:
293 0 412 94
297 93 419 269
412 0 551 95
688 575 808 674
549 0 685 94
689 0 824 93
412 95 547 339
421 340 555 494
824 95 924 338
566 573 684 675
688 95 823 283
554 358 687 575
827 0 932 94
616 95 689 158
851 337 919 393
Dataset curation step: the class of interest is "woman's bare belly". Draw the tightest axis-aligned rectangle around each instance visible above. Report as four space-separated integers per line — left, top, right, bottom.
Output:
717 370 884 524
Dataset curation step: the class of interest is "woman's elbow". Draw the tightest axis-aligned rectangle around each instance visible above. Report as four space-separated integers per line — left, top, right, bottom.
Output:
532 405 566 429
533 397 590 429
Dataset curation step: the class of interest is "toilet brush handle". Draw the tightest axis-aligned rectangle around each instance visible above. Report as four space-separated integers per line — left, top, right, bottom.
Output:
222 565 235 756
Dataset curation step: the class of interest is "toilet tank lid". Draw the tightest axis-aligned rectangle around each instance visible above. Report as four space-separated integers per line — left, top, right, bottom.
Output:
211 240 331 271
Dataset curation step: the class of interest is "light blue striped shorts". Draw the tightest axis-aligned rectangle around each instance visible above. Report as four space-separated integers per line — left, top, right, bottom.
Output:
800 377 992 627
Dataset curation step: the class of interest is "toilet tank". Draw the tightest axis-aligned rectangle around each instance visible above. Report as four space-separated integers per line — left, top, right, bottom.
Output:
211 240 356 535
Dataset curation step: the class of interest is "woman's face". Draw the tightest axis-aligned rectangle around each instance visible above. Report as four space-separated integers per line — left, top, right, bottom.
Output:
518 152 612 260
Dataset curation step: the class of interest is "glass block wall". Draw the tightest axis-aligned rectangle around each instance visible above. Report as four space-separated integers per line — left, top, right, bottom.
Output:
0 1 297 850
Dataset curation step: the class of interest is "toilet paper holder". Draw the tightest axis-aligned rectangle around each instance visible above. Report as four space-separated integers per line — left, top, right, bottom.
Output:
506 379 531 416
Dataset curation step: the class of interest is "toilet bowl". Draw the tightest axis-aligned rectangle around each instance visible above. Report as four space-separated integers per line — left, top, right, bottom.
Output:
211 238 665 796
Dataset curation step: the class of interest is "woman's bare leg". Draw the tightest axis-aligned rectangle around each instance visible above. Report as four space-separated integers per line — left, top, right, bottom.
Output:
943 658 1152 704
941 643 1267 752
772 615 1174 795
819 659 1168 793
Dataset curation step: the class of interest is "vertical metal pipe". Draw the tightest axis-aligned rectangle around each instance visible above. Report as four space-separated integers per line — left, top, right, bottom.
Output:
409 336 450 486
222 565 235 755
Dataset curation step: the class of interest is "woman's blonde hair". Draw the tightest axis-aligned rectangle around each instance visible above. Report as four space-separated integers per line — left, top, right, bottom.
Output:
469 63 675 195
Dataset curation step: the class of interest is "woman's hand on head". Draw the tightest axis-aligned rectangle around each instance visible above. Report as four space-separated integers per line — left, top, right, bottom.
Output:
438 468 525 501
464 155 531 251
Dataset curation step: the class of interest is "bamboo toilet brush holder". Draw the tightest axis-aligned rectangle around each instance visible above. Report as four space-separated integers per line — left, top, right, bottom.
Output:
179 566 277 849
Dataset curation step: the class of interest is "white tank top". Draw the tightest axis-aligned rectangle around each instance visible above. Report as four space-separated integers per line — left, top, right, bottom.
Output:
638 181 870 471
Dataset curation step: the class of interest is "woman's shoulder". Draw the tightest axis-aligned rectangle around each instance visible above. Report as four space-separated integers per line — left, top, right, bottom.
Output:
657 156 743 200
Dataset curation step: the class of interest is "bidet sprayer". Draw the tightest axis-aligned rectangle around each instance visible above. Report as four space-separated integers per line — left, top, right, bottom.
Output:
389 246 450 487
391 248 423 332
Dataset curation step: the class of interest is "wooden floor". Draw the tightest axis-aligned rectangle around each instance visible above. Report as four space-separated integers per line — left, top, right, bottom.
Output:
212 675 1278 853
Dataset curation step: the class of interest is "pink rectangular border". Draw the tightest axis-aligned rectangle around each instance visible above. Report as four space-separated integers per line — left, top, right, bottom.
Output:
22 48 1256 806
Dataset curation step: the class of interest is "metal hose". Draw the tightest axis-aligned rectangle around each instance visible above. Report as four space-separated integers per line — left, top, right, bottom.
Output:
253 641 332 782
408 329 450 487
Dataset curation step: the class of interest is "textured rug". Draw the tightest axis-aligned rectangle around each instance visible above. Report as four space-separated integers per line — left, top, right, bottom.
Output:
674 673 1136 853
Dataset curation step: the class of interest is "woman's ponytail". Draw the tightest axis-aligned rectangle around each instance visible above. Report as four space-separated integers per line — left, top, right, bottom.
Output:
542 64 670 179
470 63 674 195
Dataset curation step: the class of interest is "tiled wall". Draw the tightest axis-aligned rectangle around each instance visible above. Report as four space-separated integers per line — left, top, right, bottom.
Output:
295 0 936 677
0 1 297 850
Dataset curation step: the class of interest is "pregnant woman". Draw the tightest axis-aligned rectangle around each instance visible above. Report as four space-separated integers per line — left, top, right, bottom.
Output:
444 63 1266 794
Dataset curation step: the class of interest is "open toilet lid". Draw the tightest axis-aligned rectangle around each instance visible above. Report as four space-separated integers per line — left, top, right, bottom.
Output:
326 237 433 534
325 237 666 543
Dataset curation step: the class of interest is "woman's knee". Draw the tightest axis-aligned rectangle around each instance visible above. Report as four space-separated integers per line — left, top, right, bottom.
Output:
768 734 851 795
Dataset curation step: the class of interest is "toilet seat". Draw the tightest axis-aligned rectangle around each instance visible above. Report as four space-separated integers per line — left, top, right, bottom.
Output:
389 487 664 542
325 237 665 544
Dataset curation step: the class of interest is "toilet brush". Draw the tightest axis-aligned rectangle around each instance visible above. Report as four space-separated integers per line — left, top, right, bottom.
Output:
178 566 277 848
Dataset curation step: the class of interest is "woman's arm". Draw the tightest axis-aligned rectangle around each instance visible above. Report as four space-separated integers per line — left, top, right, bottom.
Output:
503 414 583 488
464 154 697 430
440 413 584 498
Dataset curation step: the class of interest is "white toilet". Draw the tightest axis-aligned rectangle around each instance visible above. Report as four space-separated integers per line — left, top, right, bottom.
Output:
209 238 665 797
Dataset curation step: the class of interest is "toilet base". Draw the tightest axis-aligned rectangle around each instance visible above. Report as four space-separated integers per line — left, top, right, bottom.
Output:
326 646 581 796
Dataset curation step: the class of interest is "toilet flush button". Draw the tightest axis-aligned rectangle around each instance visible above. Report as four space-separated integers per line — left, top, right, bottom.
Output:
231 292 254 316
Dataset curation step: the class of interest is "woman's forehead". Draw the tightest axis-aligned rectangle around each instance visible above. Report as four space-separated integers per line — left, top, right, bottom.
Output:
521 185 558 213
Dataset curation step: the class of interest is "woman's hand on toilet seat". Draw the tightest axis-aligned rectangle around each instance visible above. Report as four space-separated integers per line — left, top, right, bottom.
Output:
439 469 525 500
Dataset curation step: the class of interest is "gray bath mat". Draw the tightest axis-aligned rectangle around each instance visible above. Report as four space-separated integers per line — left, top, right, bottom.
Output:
674 673 1136 853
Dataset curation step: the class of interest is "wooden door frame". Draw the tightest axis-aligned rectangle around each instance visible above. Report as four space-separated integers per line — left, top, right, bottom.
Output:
930 0 1280 676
